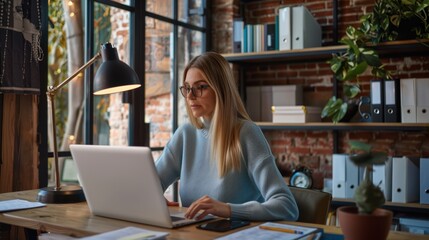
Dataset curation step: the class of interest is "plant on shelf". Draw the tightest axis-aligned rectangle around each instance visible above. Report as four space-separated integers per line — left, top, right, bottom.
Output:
337 140 392 240
322 0 429 123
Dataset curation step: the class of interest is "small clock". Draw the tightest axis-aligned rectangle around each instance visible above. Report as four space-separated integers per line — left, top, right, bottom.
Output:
289 166 313 189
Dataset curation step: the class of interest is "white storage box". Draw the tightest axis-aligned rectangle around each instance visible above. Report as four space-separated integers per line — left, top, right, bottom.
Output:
272 85 303 106
246 85 303 122
272 106 321 123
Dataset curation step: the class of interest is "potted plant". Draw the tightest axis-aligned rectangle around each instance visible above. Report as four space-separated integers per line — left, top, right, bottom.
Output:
337 140 392 240
322 0 429 123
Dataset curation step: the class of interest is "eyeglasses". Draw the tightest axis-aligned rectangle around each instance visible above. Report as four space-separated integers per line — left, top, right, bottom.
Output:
179 85 210 98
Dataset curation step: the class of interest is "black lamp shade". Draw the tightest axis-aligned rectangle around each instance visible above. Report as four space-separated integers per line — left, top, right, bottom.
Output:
94 43 141 95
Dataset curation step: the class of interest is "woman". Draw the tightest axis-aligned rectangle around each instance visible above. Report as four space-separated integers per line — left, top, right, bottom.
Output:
155 52 298 221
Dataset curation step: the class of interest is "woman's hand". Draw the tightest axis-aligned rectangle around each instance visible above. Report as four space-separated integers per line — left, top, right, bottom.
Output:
185 195 231 220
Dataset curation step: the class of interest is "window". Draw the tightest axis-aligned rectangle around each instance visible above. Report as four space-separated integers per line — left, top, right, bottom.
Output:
144 0 207 153
144 1 207 200
43 0 208 187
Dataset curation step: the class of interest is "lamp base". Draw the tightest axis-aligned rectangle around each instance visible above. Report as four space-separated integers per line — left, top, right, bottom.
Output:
37 185 85 203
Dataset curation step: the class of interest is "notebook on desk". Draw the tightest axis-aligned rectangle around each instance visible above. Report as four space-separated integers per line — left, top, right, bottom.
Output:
70 144 213 228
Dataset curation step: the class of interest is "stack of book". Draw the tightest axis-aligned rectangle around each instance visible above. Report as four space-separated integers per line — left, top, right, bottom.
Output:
233 5 321 53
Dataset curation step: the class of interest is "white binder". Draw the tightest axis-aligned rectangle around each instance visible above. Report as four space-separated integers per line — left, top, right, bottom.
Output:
333 154 358 199
372 157 393 201
291 5 321 49
333 154 347 198
392 156 420 203
420 158 429 204
278 6 291 50
416 78 429 123
400 78 417 123
345 154 359 199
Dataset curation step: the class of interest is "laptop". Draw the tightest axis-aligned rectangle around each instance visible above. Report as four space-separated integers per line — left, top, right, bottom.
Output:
70 144 213 228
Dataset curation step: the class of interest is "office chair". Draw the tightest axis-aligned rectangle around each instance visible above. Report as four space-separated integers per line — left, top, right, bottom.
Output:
289 186 332 224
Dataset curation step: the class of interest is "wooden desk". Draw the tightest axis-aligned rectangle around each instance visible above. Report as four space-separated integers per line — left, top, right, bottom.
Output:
0 190 426 240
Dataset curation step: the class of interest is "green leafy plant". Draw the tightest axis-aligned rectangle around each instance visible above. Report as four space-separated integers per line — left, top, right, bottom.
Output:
348 141 388 214
321 26 391 123
322 0 429 123
361 0 429 43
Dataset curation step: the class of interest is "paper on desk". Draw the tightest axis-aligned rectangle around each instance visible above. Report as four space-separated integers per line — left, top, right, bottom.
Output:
0 199 46 212
38 233 78 240
215 222 322 240
80 227 169 240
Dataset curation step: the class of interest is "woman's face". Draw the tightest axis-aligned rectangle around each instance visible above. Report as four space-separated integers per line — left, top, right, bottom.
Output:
183 68 216 120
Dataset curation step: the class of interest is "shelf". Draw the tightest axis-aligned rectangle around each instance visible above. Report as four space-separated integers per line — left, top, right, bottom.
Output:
372 39 429 58
332 198 429 214
223 39 429 64
223 45 345 64
256 122 429 131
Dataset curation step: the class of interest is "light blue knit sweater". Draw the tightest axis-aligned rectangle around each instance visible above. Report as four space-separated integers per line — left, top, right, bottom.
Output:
155 120 298 221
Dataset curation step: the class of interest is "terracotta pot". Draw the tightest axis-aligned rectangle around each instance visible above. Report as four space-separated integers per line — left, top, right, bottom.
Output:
337 206 393 240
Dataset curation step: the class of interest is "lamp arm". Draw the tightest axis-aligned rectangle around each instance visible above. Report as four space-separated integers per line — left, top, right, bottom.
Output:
48 52 101 94
46 52 100 190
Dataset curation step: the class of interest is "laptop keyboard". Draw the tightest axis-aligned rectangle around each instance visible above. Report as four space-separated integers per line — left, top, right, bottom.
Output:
171 215 185 222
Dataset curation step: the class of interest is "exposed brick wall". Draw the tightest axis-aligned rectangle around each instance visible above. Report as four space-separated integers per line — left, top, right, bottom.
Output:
210 0 237 53
108 94 130 145
107 1 428 189
211 0 429 188
146 93 172 147
108 5 132 146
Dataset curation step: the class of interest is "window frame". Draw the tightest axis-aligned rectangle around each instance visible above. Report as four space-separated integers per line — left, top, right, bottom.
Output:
40 0 209 189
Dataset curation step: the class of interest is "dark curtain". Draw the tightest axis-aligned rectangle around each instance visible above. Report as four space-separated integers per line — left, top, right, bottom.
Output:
0 0 42 94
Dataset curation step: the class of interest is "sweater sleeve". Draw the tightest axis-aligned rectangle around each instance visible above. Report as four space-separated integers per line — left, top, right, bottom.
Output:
228 121 299 221
155 126 186 192
155 145 181 192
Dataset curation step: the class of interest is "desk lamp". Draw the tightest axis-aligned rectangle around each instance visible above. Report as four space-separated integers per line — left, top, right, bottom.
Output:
37 42 141 203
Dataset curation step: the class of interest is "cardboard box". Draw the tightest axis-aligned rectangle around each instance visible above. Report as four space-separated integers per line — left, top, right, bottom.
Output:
272 106 321 123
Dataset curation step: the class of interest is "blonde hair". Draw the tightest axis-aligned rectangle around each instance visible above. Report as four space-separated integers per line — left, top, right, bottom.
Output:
183 52 251 177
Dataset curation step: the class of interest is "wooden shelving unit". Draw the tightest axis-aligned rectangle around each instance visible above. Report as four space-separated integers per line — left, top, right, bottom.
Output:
229 0 429 214
224 40 429 212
